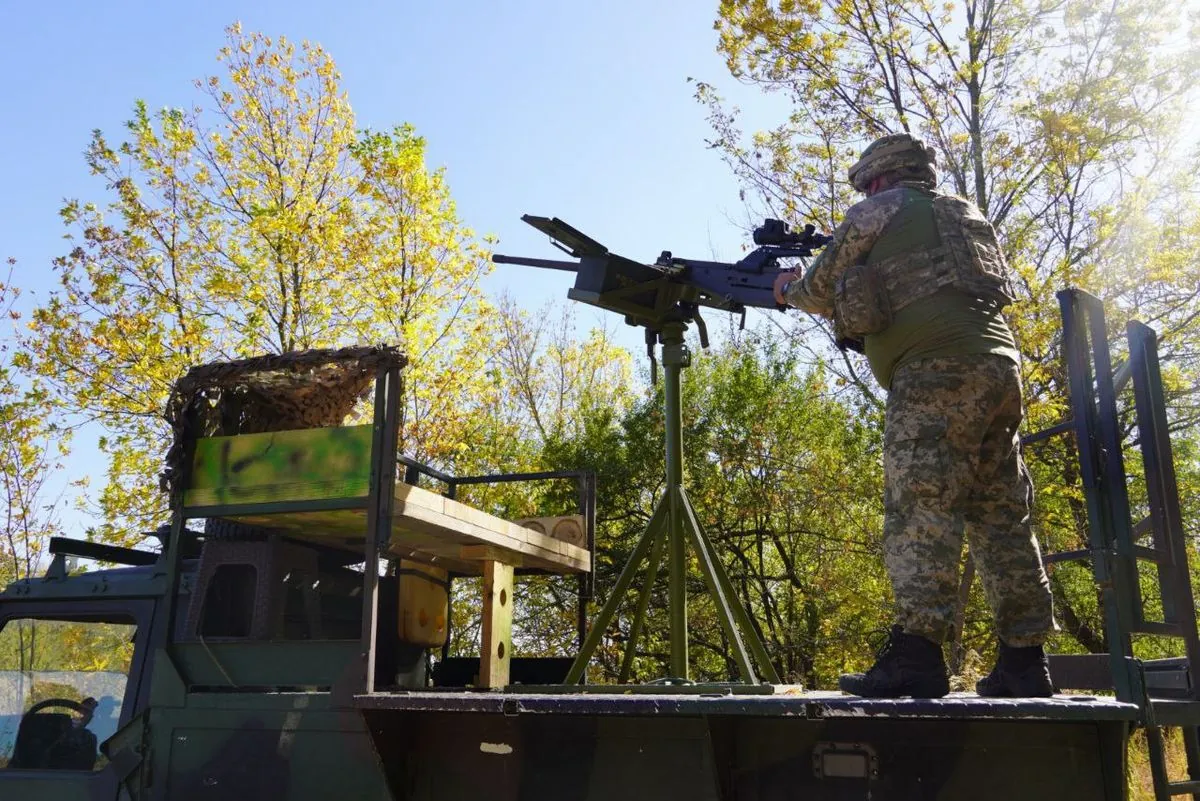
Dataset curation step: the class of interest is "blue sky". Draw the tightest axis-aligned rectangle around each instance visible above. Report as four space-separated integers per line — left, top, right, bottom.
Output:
0 0 788 348
0 0 790 534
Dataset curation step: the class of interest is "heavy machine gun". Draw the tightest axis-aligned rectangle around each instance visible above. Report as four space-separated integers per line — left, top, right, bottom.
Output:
492 214 832 342
491 214 831 688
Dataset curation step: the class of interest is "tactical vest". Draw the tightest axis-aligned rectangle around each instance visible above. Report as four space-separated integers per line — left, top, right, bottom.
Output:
833 190 1014 343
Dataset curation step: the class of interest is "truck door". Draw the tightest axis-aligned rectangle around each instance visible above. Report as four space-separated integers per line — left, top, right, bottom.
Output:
0 599 154 801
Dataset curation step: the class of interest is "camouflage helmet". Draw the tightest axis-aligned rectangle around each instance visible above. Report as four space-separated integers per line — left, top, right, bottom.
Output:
848 133 938 192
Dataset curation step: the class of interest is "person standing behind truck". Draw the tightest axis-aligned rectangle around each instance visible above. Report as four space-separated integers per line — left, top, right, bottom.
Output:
773 133 1056 698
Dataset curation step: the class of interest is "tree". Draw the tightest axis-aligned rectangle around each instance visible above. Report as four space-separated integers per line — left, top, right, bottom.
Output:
701 0 1200 657
443 298 636 660
346 125 498 465
535 333 887 686
1 261 70 678
701 0 1200 398
19 26 495 541
0 261 65 589
679 333 887 685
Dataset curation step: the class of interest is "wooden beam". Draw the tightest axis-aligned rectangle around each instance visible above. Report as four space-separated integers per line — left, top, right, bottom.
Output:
459 544 583 573
480 560 514 689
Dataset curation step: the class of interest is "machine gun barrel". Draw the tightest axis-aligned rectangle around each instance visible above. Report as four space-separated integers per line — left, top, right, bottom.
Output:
492 254 581 272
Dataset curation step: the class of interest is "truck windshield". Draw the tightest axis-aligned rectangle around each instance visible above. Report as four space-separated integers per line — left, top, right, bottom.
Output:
0 617 136 771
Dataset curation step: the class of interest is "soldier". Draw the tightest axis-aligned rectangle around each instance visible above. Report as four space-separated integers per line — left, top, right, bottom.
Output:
773 133 1056 698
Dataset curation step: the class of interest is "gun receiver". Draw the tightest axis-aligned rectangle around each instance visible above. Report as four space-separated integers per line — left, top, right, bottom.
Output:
492 215 831 330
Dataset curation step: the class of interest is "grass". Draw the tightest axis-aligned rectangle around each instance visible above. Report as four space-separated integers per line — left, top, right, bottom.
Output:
1128 727 1191 800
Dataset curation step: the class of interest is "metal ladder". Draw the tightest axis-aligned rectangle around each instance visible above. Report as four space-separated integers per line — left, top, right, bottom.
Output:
1023 289 1200 798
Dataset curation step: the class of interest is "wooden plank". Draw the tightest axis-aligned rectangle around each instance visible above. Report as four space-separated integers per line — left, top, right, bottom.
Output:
214 501 589 572
186 425 374 507
393 483 590 572
386 547 476 576
515 515 587 549
395 483 446 516
460 545 526 567
480 560 514 688
459 542 587 573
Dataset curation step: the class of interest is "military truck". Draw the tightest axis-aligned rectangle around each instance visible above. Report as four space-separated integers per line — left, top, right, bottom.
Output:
1 290 1199 800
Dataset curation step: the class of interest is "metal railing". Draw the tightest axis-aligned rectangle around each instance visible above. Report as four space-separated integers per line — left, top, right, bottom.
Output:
1019 289 1200 800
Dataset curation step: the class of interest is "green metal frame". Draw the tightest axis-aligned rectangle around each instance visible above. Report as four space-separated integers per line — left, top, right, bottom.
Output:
160 357 599 696
160 360 404 698
564 321 780 685
1024 290 1200 800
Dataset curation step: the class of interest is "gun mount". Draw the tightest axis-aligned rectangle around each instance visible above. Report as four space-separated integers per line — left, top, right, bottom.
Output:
492 215 831 335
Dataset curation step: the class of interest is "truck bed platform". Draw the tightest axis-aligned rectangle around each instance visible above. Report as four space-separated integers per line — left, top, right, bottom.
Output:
356 688 1136 800
355 687 1139 721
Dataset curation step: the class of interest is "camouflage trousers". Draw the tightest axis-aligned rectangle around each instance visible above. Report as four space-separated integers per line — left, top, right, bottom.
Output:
884 354 1055 647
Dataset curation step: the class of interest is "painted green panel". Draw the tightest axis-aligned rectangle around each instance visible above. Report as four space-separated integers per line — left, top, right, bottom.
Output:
185 425 374 507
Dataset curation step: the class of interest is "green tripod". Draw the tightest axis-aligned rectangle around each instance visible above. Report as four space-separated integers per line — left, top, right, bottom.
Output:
564 320 781 685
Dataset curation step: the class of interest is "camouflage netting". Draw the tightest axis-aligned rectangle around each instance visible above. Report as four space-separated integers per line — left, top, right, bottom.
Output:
161 345 406 497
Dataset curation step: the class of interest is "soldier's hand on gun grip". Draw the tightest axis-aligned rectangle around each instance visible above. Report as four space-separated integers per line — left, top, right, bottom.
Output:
773 270 802 305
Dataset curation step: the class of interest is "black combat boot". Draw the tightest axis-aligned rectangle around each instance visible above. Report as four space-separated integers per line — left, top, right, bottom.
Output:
975 642 1055 697
838 625 950 698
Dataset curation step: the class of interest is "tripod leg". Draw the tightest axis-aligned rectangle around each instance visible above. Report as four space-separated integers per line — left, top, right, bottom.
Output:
667 486 689 678
618 522 668 683
564 494 669 685
680 488 783 684
677 487 757 683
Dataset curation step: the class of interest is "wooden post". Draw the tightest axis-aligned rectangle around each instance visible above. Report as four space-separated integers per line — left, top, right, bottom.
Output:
480 560 514 688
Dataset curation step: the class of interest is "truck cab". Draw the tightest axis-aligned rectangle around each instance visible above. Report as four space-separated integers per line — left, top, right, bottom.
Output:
0 348 594 801
0 527 415 801
0 539 166 799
